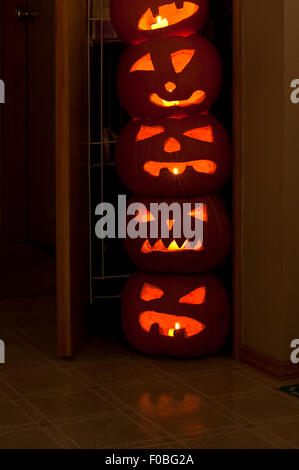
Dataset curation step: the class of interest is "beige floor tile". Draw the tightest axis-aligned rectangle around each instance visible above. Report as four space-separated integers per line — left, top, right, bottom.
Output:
74 360 159 386
138 356 231 377
2 367 84 396
183 428 279 449
219 391 299 424
105 379 237 438
0 346 53 376
26 389 117 422
236 363 299 388
0 400 33 431
263 418 299 448
64 337 128 365
0 427 60 449
58 413 160 449
176 369 271 398
40 425 80 449
0 322 28 350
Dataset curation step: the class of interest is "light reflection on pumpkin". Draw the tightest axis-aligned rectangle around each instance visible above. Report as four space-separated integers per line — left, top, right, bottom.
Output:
138 2 200 31
139 311 206 338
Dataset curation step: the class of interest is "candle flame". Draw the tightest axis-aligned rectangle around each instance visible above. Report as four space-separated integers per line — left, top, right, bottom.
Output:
151 16 169 30
173 168 179 175
168 323 181 337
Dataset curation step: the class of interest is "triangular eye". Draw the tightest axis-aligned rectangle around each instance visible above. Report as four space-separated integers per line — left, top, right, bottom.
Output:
135 206 156 223
188 204 208 222
183 126 214 143
136 125 165 142
179 287 206 305
140 283 164 301
130 53 155 72
171 49 195 73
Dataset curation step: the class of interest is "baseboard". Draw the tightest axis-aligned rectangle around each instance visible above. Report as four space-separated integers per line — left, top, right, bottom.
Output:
240 345 299 380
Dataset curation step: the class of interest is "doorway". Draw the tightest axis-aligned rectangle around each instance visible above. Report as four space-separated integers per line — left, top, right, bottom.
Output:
0 0 56 300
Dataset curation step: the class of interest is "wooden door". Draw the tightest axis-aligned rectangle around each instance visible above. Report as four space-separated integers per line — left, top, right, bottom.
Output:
0 0 27 242
27 0 56 249
55 0 89 356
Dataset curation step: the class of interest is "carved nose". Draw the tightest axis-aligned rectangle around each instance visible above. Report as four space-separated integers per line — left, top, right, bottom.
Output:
164 81 176 92
164 138 181 153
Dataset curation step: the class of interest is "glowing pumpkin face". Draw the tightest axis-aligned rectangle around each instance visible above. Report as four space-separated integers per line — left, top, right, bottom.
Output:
110 0 209 45
122 271 230 357
116 113 231 197
123 195 231 273
117 35 223 119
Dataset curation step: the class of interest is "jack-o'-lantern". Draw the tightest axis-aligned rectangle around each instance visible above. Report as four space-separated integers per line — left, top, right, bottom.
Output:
116 113 231 197
122 271 230 357
123 195 231 273
110 0 209 45
117 35 223 119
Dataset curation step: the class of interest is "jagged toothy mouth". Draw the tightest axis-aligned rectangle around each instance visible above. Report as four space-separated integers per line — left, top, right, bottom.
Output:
141 238 203 254
139 311 206 338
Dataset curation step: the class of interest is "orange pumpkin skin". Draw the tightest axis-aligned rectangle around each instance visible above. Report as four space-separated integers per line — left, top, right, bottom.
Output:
123 195 231 274
116 113 231 197
110 0 209 45
122 271 230 357
117 35 223 119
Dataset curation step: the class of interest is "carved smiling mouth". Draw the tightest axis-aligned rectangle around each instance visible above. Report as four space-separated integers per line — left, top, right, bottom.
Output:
141 239 204 254
150 90 206 108
138 2 200 31
143 160 217 177
139 311 206 338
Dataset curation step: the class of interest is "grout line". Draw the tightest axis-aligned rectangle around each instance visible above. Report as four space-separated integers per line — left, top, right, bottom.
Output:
249 425 297 449
0 379 81 449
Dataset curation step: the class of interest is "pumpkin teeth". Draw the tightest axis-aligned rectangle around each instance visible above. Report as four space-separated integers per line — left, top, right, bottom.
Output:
140 311 206 338
143 160 217 178
141 238 203 254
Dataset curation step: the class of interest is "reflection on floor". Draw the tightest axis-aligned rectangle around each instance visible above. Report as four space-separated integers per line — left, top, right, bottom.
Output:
0 297 298 449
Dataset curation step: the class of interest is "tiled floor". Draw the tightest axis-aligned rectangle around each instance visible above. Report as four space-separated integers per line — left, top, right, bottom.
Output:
0 297 298 449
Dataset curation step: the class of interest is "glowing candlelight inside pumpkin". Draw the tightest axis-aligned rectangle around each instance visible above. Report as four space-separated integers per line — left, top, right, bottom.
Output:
168 322 181 337
151 16 169 30
173 168 179 175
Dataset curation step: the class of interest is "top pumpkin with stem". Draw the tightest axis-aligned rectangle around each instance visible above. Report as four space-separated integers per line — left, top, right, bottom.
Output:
110 0 210 45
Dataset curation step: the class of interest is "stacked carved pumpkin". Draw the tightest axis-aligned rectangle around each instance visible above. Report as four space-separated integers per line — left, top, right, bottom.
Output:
111 0 232 357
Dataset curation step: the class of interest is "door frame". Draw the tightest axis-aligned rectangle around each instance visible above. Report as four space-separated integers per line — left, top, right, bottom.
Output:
55 0 89 356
